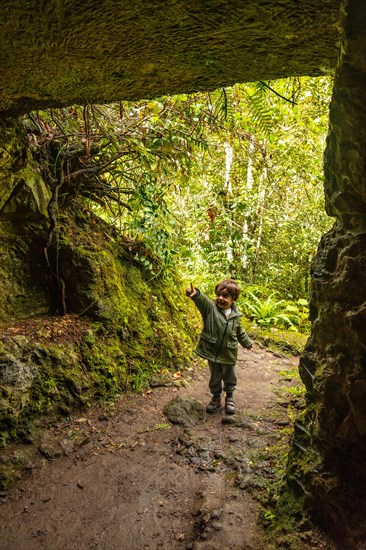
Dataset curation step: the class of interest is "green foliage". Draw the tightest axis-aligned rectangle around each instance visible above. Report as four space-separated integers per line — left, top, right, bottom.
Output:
170 77 333 300
240 289 309 333
242 291 289 327
244 81 274 134
24 75 333 301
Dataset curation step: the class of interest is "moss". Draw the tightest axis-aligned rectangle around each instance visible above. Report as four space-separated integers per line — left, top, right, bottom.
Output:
0 464 16 490
0 222 51 321
243 321 308 356
0 262 198 448
0 179 199 450
258 398 326 549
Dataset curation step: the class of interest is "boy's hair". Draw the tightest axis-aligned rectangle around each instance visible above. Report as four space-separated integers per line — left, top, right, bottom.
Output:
215 279 241 301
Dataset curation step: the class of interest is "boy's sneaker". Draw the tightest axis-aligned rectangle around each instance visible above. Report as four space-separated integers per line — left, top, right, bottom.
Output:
206 396 222 413
225 396 236 415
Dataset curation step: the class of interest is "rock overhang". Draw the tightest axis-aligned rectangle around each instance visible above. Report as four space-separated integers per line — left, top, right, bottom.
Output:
1 0 343 116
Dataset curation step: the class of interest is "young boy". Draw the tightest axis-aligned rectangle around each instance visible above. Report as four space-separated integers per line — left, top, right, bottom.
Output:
186 279 253 414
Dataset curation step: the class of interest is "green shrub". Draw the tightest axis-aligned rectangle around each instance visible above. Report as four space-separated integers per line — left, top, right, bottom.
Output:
241 291 309 333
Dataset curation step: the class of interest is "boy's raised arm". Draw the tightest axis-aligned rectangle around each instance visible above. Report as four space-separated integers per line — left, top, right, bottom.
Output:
185 282 197 298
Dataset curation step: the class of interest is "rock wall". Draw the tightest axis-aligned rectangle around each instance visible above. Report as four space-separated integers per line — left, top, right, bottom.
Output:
0 120 199 468
0 121 52 321
0 0 342 116
292 0 366 546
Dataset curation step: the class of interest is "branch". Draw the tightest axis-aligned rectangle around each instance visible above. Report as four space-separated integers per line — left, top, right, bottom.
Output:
259 81 297 105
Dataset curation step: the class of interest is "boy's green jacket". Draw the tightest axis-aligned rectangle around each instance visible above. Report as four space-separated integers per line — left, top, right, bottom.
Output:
191 289 253 365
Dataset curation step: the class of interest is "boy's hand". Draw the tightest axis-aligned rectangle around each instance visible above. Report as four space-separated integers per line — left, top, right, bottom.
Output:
185 282 197 297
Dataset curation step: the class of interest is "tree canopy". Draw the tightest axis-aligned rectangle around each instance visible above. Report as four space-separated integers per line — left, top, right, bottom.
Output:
24 76 333 320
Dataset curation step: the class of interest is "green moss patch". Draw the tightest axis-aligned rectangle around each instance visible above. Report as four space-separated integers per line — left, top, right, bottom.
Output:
0 206 199 452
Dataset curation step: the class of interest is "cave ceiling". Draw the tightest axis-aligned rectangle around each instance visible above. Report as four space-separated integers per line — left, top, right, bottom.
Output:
1 1 343 116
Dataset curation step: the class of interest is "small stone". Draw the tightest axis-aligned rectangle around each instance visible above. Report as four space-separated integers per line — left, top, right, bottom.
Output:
163 396 205 426
149 372 174 387
221 416 236 425
211 509 222 520
213 450 225 459
38 444 62 459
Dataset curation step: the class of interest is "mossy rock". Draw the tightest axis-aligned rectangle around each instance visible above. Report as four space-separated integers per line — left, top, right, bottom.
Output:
246 324 308 356
163 396 205 426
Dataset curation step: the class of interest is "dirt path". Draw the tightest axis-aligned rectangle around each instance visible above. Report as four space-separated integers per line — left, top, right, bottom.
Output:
0 347 299 550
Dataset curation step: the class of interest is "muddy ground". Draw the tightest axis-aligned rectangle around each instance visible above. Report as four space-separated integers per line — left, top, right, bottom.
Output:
0 346 336 550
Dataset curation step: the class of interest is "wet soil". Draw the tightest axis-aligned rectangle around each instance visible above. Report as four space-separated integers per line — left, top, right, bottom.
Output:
0 347 334 550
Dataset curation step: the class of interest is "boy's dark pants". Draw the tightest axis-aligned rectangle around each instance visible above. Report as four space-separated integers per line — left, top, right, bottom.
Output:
208 361 237 396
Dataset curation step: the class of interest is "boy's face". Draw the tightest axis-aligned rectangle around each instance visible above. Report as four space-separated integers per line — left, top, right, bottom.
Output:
215 289 235 309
